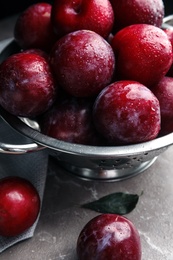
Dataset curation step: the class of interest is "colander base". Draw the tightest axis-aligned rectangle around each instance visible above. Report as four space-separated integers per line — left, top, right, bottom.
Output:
58 156 158 182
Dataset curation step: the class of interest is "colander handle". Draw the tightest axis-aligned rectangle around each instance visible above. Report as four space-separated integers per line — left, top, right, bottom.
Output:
0 141 45 154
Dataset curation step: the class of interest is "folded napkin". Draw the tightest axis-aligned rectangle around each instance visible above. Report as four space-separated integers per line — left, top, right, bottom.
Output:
0 117 48 253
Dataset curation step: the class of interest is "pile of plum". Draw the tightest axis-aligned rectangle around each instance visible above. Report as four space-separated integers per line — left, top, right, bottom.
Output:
3 1 173 258
0 0 173 147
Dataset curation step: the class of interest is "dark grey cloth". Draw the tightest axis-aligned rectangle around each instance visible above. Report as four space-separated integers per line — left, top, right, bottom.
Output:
0 109 48 252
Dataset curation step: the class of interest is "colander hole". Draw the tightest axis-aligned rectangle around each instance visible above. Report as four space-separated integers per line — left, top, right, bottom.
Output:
137 158 142 162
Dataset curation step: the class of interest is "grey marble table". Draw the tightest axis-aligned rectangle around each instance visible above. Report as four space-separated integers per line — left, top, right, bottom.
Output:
0 14 173 260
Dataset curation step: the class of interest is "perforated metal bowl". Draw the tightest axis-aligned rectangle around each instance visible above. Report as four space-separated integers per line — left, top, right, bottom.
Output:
0 16 173 181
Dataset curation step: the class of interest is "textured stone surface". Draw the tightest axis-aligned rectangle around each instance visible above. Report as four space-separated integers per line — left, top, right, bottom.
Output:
1 152 173 260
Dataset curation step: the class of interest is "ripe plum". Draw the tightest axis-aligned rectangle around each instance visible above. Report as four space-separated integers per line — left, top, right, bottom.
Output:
51 0 114 39
0 52 57 117
152 76 173 135
111 24 173 87
49 29 115 97
110 0 164 32
93 80 161 145
77 213 142 260
0 176 40 237
14 3 57 52
39 96 103 145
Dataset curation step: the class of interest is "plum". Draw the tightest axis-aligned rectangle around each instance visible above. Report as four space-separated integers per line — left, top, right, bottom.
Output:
110 0 164 33
93 80 161 145
0 176 40 237
152 76 173 135
51 0 114 39
164 28 173 77
14 2 57 52
39 96 104 145
111 24 173 88
49 29 115 97
76 214 142 260
0 52 57 117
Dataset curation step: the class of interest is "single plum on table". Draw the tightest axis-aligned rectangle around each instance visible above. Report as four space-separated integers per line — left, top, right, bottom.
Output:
49 29 115 98
0 52 57 118
0 176 40 237
76 213 142 260
93 80 161 145
111 24 173 88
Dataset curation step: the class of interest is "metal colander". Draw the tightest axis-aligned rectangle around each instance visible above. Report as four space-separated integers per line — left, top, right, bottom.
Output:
0 16 173 181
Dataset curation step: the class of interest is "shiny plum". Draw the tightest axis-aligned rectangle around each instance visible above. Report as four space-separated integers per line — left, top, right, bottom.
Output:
39 96 103 145
0 52 57 117
0 176 40 237
76 214 142 260
110 0 164 33
93 80 161 145
14 3 57 52
51 0 114 39
49 30 115 97
111 24 173 88
152 76 173 135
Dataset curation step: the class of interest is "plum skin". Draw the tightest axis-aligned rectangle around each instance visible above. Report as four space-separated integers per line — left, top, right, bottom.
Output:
109 0 164 32
93 80 161 145
51 0 114 39
39 96 103 145
164 28 173 78
0 52 57 118
0 176 40 237
111 24 173 88
14 2 57 52
49 29 115 98
152 76 173 135
76 214 142 260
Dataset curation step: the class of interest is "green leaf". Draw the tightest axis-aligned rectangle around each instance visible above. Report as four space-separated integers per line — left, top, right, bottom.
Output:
81 192 140 215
